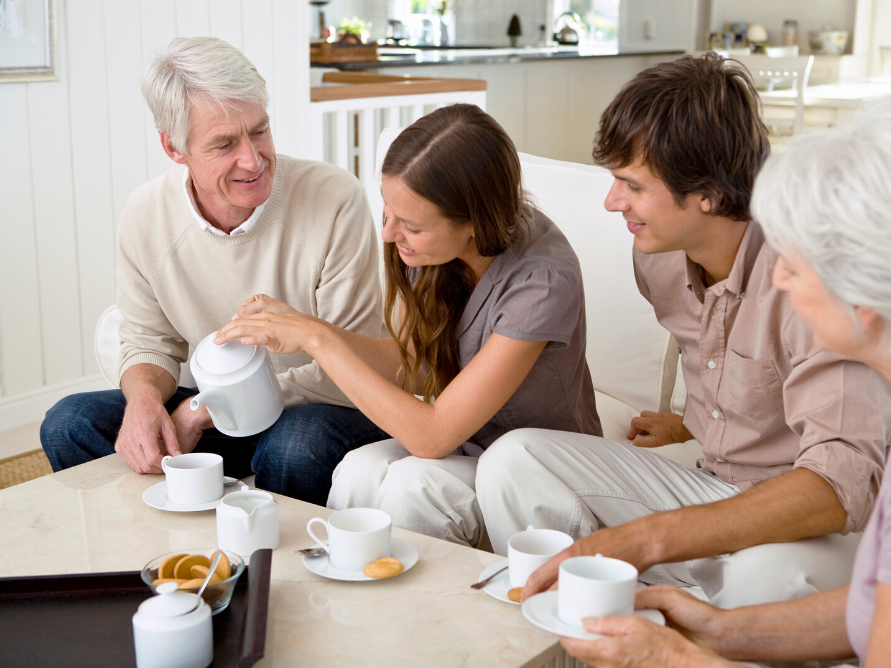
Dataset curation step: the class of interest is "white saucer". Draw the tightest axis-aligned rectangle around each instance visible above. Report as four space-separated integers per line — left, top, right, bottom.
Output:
142 480 248 512
302 537 419 582
522 591 665 640
478 559 519 605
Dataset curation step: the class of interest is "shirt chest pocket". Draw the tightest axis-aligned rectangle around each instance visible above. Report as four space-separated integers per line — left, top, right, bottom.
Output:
724 350 784 421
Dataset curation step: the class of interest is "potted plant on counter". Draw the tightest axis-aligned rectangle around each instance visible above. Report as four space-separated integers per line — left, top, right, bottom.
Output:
337 16 370 43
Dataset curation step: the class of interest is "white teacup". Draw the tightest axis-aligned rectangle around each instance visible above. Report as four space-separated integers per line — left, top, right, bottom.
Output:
508 528 574 588
557 554 638 626
306 508 391 572
160 453 224 505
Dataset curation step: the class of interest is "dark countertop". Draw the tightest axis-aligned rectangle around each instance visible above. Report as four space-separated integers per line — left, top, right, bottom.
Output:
312 45 685 70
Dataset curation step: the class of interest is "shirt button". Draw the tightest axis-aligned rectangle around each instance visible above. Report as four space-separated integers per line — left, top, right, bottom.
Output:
707 360 716 369
711 410 720 419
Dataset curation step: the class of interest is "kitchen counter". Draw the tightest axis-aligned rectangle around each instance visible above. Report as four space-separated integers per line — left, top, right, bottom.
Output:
312 45 684 70
307 46 684 166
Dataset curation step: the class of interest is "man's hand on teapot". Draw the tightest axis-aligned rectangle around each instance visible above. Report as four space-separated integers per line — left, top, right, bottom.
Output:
626 411 693 448
215 310 324 355
170 400 213 454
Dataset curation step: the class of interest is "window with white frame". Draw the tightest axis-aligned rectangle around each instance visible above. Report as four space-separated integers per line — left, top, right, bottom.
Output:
555 0 620 48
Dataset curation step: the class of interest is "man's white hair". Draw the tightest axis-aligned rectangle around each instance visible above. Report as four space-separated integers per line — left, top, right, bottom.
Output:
141 36 269 154
752 99 891 344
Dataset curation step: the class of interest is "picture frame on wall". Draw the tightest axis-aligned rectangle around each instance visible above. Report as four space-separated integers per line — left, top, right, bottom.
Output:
0 0 56 83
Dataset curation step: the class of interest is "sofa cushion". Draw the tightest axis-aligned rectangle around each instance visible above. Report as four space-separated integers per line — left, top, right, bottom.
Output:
94 305 195 389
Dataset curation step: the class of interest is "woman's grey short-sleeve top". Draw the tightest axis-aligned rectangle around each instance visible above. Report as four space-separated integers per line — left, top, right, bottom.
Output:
457 207 601 454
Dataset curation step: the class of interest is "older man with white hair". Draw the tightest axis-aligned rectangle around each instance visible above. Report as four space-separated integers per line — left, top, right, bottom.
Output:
40 37 388 505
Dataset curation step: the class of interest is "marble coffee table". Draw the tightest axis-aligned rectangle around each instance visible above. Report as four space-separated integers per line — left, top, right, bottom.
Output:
0 455 575 667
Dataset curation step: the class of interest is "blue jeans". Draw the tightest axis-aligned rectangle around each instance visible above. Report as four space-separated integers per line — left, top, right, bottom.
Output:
40 387 389 506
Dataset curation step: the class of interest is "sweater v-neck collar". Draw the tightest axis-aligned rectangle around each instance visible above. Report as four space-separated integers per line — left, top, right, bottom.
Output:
180 160 284 245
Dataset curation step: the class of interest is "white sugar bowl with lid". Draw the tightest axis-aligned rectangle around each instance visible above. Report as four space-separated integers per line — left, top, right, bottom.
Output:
189 332 285 437
132 581 213 668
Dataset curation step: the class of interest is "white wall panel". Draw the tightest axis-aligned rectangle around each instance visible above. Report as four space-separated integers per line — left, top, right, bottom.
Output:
27 0 84 386
67 0 117 376
209 0 244 51
106 0 150 224
0 85 45 396
141 0 178 180
0 0 310 430
271 0 310 157
175 0 211 36
243 0 276 127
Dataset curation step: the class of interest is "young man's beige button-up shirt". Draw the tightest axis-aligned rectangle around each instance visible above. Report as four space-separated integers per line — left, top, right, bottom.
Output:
634 222 891 534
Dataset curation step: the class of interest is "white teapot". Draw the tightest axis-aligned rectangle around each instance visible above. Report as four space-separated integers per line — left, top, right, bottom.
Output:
189 332 285 437
217 490 280 557
132 582 213 668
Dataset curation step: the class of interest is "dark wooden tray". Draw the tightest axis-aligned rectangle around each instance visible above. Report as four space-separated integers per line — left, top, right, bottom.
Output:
0 549 272 668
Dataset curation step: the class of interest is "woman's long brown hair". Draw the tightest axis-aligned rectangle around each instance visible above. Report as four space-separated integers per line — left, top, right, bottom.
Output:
382 104 526 402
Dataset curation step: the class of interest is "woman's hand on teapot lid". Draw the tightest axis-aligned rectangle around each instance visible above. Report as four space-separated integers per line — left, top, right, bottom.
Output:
215 307 326 356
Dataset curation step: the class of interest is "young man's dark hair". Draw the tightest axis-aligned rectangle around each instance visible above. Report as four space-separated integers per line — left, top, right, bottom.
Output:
593 52 769 221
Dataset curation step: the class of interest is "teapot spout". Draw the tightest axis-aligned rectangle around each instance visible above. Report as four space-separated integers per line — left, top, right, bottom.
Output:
190 390 237 431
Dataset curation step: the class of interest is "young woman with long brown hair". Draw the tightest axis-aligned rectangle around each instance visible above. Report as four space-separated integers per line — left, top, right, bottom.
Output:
215 104 601 548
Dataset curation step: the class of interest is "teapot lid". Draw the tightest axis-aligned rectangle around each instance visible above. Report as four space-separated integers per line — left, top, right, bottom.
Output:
138 582 201 619
195 334 256 374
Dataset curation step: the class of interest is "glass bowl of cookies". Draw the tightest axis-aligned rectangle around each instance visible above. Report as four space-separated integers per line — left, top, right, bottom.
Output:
141 548 245 615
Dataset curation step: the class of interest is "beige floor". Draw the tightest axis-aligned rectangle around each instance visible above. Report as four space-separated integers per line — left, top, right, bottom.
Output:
0 421 43 460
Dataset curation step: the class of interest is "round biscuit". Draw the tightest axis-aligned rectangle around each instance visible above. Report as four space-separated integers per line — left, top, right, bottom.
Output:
363 557 404 579
158 553 188 580
213 550 231 580
173 554 210 580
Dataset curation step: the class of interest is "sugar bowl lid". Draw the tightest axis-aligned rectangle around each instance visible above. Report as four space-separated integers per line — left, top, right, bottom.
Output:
195 333 256 375
138 582 201 619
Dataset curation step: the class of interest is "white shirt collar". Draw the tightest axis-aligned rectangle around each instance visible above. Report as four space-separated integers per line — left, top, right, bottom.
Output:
182 167 267 236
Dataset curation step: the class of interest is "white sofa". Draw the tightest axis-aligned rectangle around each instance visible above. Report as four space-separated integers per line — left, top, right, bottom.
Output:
95 133 700 467
366 128 700 467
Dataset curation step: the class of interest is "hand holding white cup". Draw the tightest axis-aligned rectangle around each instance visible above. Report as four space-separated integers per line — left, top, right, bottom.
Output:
508 526 574 588
306 508 392 572
557 554 638 626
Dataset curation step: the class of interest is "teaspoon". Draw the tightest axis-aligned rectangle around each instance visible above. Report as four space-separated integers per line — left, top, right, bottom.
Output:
296 547 327 557
197 550 223 598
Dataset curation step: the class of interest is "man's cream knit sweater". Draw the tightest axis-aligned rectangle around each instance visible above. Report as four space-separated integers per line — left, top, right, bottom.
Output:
116 155 383 408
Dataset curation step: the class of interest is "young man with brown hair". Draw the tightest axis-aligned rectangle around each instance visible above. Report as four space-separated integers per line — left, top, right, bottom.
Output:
475 53 891 608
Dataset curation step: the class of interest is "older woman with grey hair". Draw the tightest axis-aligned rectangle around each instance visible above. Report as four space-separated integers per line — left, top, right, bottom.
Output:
558 102 891 667
40 37 390 505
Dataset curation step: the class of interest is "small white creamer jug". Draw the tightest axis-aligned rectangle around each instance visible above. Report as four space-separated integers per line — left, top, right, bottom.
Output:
190 332 284 436
216 490 280 557
132 582 213 668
